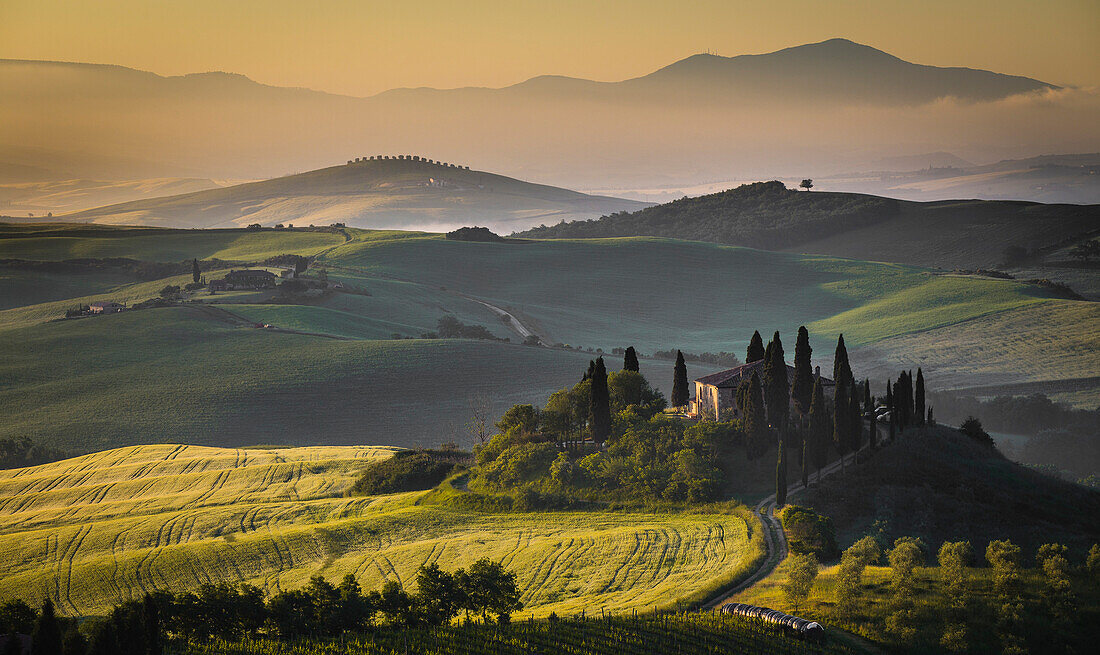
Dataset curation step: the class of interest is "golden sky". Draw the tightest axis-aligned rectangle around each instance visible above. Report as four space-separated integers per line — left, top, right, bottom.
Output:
3 0 1098 96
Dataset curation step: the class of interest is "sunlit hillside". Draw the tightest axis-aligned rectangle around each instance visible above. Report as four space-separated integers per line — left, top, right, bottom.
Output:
0 445 761 617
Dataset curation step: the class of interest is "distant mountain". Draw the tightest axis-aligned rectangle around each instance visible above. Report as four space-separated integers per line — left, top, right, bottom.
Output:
371 39 1055 107
0 40 1077 189
515 181 1100 269
61 158 649 232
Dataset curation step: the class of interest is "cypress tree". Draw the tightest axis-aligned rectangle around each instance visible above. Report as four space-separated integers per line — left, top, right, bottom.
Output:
886 382 896 441
671 351 689 409
869 404 878 449
791 326 814 416
582 360 595 382
809 377 828 481
915 368 926 426
746 330 765 363
833 382 850 470
143 594 160 655
907 370 916 425
762 332 789 436
863 378 872 413
833 334 853 390
32 598 63 655
776 441 787 507
623 347 639 372
848 383 863 456
589 357 611 443
743 371 768 459
801 433 809 488
191 259 200 285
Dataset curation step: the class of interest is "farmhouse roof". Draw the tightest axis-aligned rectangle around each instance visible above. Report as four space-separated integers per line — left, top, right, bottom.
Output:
226 269 275 278
694 360 834 389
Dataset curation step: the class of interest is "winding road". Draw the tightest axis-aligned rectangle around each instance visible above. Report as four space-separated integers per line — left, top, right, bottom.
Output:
460 294 542 343
703 424 883 609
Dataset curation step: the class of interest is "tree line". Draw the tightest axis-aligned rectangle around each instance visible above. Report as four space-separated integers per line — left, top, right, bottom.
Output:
0 560 522 654
784 535 1100 653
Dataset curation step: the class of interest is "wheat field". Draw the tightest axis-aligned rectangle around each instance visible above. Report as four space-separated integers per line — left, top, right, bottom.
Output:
0 445 759 617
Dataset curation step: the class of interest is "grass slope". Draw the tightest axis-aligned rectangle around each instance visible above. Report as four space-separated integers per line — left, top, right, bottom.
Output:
0 307 703 451
804 425 1100 554
0 223 344 262
0 445 759 618
516 182 1099 269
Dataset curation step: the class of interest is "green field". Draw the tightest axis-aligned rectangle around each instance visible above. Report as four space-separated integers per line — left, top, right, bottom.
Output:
0 445 761 618
1 224 1097 454
0 307 702 451
0 223 345 262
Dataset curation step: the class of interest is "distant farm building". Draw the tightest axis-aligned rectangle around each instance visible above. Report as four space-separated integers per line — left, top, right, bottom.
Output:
211 270 277 290
88 301 125 314
689 360 835 420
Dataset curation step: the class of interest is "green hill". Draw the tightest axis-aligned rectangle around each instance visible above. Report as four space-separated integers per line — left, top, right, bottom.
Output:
0 222 346 261
805 425 1100 553
0 444 760 617
59 159 648 233
1 225 1097 451
515 181 1099 269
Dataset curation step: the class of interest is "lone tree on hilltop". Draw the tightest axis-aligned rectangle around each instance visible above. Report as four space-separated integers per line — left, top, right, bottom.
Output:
833 334 853 390
191 258 201 285
746 330 765 363
623 346 639 372
915 368 926 426
589 357 611 443
791 326 814 417
800 179 813 191
671 351 689 409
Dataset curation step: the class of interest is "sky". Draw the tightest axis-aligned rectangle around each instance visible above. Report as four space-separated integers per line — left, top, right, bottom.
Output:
2 0 1098 96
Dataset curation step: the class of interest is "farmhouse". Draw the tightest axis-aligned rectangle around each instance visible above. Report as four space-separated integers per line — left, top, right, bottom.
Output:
88 301 125 314
216 269 277 290
689 360 835 421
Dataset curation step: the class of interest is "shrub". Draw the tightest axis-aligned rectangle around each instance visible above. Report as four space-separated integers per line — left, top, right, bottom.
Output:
350 450 469 495
779 506 839 561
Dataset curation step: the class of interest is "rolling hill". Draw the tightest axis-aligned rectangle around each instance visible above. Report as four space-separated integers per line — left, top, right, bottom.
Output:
59 159 649 232
515 181 1100 269
2 225 1097 453
0 444 760 617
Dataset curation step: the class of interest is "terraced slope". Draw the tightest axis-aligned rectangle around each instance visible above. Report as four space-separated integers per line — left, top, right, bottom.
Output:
0 446 759 617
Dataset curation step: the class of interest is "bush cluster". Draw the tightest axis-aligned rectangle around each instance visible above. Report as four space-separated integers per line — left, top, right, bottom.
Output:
351 449 471 495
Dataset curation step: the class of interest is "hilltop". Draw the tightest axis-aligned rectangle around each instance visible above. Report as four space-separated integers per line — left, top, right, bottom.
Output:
58 158 648 233
515 181 1100 269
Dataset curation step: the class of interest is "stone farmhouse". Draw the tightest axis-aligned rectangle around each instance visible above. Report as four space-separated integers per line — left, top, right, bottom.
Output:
689 360 835 421
209 269 277 291
88 301 125 314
